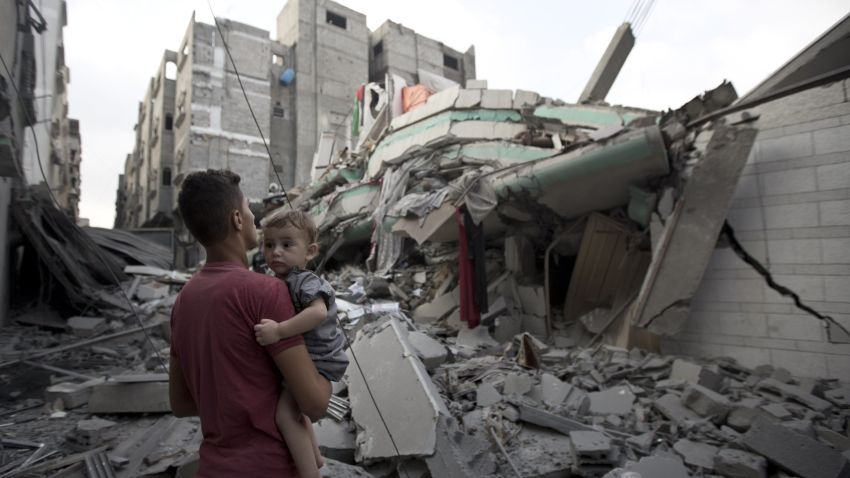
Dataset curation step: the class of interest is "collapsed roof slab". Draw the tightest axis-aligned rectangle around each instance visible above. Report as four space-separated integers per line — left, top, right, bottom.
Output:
631 124 758 335
346 317 449 461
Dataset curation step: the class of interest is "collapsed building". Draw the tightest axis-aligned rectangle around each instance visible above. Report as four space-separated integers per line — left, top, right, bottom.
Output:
1 3 850 478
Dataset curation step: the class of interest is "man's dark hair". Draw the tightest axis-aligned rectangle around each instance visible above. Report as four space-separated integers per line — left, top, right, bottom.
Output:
178 169 243 246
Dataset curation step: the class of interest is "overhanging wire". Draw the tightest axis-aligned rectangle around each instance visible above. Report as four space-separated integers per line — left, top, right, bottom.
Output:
204 1 409 469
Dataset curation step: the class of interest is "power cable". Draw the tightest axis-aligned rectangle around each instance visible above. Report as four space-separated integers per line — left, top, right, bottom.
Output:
205 1 409 470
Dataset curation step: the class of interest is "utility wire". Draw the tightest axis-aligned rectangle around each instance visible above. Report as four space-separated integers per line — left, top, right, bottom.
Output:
0 52 170 375
205 1 409 470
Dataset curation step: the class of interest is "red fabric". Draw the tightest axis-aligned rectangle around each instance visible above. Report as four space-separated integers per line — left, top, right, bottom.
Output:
171 261 305 477
356 84 365 102
456 209 480 328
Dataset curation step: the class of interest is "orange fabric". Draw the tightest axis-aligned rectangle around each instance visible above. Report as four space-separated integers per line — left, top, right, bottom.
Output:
402 85 433 113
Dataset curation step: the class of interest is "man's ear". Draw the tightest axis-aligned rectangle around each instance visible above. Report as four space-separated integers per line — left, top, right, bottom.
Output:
306 242 320 260
231 209 243 232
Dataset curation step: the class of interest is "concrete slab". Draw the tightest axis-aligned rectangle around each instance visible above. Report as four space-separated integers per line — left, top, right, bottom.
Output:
412 290 458 324
67 316 108 338
743 417 850 478
653 393 702 426
510 423 574 478
588 386 635 415
481 89 513 109
674 438 718 470
346 318 449 460
681 383 731 420
569 430 612 461
315 418 356 464
406 331 447 370
44 378 105 409
540 373 571 408
757 378 832 412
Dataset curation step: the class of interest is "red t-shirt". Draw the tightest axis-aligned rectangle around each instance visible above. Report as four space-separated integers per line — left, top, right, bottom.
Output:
171 261 304 477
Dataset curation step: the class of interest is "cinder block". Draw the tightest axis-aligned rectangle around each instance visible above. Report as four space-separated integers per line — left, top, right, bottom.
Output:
757 132 814 162
767 314 825 341
825 276 850 302
767 239 822 265
816 161 850 191
466 79 487 89
813 124 850 155
480 89 513 109
820 199 850 226
761 168 817 195
764 203 819 229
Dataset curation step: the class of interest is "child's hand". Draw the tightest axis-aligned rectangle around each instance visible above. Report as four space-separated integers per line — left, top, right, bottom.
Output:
254 318 281 346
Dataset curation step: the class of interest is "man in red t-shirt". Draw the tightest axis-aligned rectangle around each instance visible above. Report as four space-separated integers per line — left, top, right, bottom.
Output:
170 169 331 477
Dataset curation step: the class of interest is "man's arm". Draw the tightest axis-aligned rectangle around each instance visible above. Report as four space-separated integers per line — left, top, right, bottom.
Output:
272 345 331 421
169 356 199 417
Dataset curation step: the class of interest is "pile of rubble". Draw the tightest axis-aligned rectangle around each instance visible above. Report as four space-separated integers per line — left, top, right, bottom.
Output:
1 78 848 477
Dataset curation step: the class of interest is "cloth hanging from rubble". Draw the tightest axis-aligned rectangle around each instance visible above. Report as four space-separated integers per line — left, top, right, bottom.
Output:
456 207 487 328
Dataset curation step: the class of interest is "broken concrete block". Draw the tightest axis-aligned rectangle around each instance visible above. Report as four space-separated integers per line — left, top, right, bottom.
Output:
540 373 571 408
347 318 449 460
466 79 488 89
503 373 533 397
824 386 850 408
744 417 850 478
481 89 513 109
424 415 498 478
569 430 612 464
762 402 792 419
454 89 482 109
670 359 724 392
69 417 117 448
674 438 718 470
757 378 832 412
681 383 731 420
516 403 595 436
135 284 169 301
516 285 547 317
628 455 690 478
511 423 575 477
727 405 771 432
407 331 447 370
44 378 105 409
513 90 540 109
315 418 356 464
588 386 635 415
626 431 655 452
654 393 702 426
476 382 502 407
714 449 768 478
88 378 170 414
412 290 458 324
67 316 107 338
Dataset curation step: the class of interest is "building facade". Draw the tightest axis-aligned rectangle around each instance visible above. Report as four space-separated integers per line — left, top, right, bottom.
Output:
115 1 476 233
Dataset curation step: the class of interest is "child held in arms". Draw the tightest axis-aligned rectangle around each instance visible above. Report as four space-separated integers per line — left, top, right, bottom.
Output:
254 209 348 478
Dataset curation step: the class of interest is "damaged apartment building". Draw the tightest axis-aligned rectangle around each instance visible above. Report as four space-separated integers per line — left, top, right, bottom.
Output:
113 0 475 264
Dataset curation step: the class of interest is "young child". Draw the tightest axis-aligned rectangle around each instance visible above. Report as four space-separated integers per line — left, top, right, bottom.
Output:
253 209 349 478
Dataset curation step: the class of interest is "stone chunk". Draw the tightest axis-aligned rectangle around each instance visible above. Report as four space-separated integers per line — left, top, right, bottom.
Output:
670 359 724 392
727 405 770 432
588 386 635 415
743 417 850 478
569 430 612 463
503 373 533 397
714 448 767 478
628 455 689 478
407 331 447 370
681 383 731 420
540 373 571 408
757 378 832 412
654 393 702 426
67 316 107 337
674 438 718 470
476 382 502 407
626 432 655 452
762 402 792 419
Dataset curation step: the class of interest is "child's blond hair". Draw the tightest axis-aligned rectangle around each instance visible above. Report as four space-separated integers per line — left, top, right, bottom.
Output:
261 209 318 244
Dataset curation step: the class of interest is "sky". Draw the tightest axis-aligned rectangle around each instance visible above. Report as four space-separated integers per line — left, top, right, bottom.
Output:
62 0 849 227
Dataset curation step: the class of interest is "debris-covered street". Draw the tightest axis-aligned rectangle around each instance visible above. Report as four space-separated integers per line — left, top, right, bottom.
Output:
2 0 850 477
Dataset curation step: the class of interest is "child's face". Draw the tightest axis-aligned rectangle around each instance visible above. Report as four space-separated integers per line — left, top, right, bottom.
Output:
262 224 318 276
